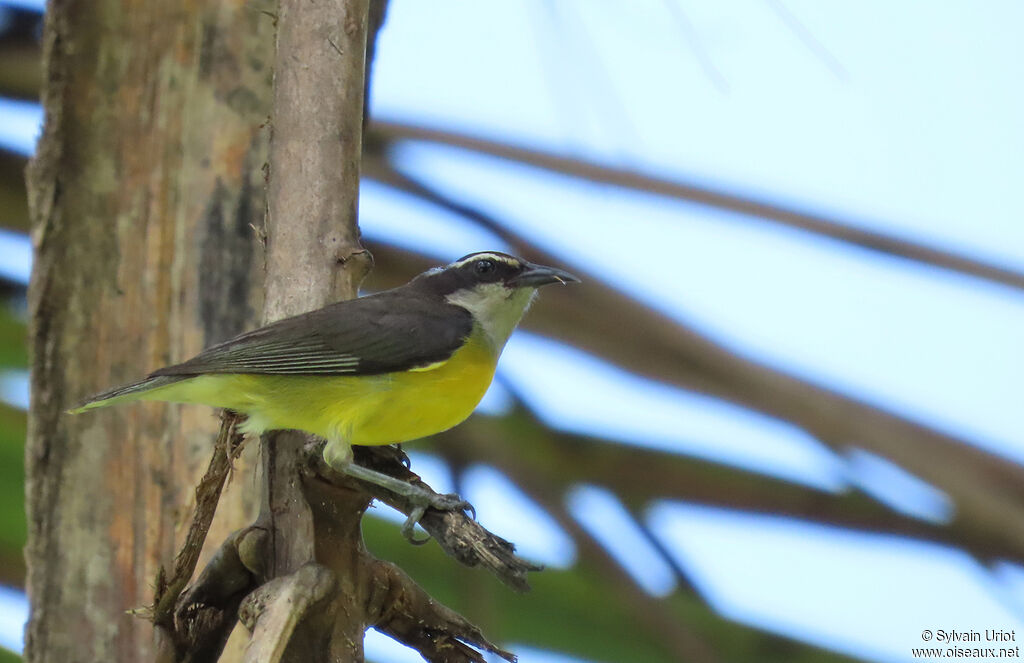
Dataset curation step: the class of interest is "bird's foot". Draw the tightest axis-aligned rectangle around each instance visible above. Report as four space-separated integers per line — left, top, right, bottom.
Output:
334 455 476 544
401 489 475 545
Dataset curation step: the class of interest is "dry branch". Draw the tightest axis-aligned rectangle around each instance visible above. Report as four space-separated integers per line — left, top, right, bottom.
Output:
308 444 542 591
365 559 516 663
299 448 528 662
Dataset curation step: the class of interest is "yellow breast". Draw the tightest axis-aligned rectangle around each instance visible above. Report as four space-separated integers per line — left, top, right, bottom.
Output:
149 327 499 446
337 330 498 445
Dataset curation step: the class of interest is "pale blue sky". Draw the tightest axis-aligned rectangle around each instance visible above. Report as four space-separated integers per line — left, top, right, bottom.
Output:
2 2 1024 662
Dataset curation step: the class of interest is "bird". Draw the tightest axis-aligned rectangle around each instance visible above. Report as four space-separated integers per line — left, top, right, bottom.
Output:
70 251 579 537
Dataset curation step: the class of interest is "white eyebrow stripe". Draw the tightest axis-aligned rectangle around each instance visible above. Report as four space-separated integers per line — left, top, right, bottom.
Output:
448 253 520 269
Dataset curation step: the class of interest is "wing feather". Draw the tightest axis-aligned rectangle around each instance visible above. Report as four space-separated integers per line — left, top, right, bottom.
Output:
152 290 473 377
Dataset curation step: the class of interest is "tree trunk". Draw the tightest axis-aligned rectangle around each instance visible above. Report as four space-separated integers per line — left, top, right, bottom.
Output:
25 1 273 660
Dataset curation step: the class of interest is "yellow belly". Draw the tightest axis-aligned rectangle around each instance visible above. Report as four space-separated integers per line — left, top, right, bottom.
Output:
144 332 498 445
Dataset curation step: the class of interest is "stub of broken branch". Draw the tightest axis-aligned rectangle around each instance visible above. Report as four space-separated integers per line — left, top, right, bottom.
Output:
170 526 269 663
304 443 542 592
366 558 517 663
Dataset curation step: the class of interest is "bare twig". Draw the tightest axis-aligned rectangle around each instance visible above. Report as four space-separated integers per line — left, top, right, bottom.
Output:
153 411 245 629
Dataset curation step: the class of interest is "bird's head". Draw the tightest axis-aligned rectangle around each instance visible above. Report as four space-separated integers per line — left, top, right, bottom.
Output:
414 251 579 348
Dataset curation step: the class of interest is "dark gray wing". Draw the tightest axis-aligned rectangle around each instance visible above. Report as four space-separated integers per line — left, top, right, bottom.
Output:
152 290 474 377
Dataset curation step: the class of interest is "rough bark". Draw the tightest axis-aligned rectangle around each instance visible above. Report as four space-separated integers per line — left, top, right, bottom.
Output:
24 1 273 661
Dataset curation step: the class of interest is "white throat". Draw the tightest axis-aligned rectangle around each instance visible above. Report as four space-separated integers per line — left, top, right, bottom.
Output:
446 284 538 351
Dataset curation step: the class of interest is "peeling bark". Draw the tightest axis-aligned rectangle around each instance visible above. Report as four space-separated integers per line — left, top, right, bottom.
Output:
239 564 338 663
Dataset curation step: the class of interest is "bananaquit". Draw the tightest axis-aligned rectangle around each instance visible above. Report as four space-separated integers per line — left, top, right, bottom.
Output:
71 251 579 533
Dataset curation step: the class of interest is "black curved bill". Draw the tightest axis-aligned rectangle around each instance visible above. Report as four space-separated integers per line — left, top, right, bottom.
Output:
511 262 581 287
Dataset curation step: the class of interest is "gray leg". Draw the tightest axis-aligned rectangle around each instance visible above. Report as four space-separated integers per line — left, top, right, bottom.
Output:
323 440 473 542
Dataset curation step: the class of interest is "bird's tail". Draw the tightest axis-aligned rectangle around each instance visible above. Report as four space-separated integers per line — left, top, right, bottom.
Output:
67 374 189 414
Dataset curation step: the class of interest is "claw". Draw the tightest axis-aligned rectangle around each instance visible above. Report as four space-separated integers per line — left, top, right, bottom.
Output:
435 493 475 520
398 492 476 544
401 505 430 545
395 443 411 469
456 497 477 521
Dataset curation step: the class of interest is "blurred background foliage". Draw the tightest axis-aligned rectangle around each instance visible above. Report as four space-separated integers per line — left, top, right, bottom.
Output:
3 2 1024 662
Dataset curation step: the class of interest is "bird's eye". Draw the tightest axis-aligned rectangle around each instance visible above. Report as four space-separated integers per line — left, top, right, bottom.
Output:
475 259 495 275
